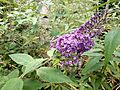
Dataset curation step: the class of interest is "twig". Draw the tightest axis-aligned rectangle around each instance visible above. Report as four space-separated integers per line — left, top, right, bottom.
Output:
103 0 109 18
66 83 78 90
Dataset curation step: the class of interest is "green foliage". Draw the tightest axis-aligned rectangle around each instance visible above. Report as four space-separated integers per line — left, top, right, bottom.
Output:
1 78 23 90
37 67 72 83
50 0 97 36
22 58 45 77
82 57 103 75
23 79 44 90
0 69 19 88
104 28 120 68
83 48 103 57
0 0 120 90
7 69 19 79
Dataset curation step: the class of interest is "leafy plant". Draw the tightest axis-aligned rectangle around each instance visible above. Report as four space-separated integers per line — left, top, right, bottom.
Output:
0 0 120 90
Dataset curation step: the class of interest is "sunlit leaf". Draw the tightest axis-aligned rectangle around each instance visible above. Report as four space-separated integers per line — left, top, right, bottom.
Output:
9 53 34 66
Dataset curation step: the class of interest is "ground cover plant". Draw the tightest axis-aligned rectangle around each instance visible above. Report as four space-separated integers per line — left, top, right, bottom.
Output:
0 0 120 90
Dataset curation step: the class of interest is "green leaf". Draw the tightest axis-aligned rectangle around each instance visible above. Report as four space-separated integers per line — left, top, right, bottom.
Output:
47 48 56 57
91 76 103 90
79 84 88 90
94 77 103 90
0 0 10 4
0 69 19 88
7 69 19 79
23 79 44 90
1 78 23 90
82 57 103 75
104 28 120 68
36 67 72 83
83 52 103 57
0 76 8 89
9 53 34 66
83 48 103 57
22 58 46 76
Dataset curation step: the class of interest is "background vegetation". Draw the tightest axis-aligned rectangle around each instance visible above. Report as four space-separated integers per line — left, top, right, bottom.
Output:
0 0 120 90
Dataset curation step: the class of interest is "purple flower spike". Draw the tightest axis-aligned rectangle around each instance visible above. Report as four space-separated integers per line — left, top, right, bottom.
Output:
50 13 107 67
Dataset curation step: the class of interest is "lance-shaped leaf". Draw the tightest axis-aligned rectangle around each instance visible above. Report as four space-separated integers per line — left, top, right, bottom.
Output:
104 28 120 67
82 57 103 75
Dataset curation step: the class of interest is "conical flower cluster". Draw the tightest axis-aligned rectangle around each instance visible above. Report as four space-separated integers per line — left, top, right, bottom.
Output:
50 13 107 66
